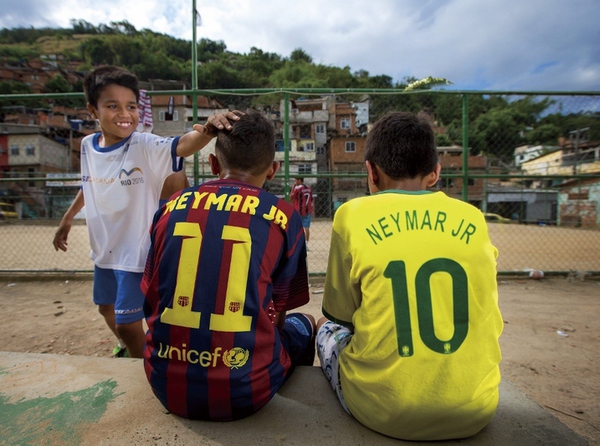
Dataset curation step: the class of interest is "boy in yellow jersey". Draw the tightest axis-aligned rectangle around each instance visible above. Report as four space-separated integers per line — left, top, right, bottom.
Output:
316 111 503 441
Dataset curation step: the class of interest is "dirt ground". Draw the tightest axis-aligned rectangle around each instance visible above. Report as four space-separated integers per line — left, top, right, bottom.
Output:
0 275 598 445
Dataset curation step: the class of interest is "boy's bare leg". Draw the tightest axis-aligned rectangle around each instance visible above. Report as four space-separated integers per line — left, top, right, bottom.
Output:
98 304 144 358
98 304 120 340
316 316 329 331
116 320 145 358
302 313 316 331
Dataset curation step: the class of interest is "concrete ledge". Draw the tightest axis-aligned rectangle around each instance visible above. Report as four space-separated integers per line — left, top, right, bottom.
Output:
0 351 587 446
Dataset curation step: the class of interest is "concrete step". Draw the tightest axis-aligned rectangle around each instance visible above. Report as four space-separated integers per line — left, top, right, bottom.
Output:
0 351 588 445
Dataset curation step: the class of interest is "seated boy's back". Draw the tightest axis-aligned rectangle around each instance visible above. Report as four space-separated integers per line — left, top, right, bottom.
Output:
317 111 502 441
142 111 315 421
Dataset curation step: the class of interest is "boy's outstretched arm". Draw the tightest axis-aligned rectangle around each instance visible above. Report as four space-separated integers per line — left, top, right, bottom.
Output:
53 189 84 252
176 110 242 158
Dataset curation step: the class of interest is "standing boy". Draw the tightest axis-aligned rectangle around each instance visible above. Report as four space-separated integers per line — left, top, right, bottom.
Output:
291 177 313 242
52 65 237 359
317 111 503 441
142 110 315 421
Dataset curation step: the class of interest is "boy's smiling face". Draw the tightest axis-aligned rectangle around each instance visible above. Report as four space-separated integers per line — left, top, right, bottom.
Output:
87 84 139 147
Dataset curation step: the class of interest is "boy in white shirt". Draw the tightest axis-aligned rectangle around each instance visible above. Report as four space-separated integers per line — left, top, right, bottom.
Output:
53 65 237 358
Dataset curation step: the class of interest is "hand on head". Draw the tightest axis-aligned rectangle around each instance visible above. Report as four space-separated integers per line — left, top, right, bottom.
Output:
193 110 244 136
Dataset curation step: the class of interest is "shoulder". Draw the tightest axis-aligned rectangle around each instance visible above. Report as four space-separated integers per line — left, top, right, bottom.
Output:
441 193 486 220
130 132 176 148
271 192 296 213
81 132 98 147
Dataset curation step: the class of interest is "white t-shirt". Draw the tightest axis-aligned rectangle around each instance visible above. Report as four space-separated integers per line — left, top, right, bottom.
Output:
80 131 182 272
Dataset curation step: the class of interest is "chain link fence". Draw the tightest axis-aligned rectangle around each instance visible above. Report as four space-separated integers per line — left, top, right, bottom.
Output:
1 89 599 275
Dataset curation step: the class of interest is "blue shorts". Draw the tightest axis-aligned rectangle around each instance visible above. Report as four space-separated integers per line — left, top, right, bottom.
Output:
280 313 315 367
93 266 145 324
300 214 312 228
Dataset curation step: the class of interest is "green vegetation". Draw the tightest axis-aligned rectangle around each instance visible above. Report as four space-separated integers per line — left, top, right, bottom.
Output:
1 21 598 163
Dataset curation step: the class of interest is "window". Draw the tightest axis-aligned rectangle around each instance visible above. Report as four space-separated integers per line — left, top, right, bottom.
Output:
159 110 179 121
304 142 314 151
467 178 475 186
317 146 325 156
298 164 312 174
345 142 356 153
315 124 325 134
299 126 311 139
340 118 351 130
25 145 35 156
10 146 19 156
439 178 456 188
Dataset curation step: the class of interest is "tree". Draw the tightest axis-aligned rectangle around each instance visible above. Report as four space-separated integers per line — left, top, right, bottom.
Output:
79 37 115 65
0 81 44 111
525 124 561 145
435 134 454 147
196 61 245 89
197 38 227 62
290 48 313 63
45 74 70 93
470 108 524 160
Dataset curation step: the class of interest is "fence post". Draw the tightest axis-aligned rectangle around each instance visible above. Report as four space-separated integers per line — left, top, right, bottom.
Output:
284 92 291 201
192 0 200 185
461 94 469 202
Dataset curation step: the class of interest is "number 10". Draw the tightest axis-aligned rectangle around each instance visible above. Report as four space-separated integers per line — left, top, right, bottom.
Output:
383 258 469 357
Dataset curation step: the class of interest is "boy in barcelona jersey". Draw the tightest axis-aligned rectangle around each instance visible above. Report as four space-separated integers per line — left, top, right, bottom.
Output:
142 110 315 421
316 111 503 441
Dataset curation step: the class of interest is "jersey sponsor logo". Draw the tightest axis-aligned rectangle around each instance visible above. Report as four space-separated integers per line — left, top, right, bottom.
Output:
119 167 143 179
118 167 145 186
156 343 250 369
365 209 477 246
163 191 288 230
81 175 115 185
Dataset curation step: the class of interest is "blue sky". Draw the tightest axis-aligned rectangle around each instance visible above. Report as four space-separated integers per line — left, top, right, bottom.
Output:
1 0 599 91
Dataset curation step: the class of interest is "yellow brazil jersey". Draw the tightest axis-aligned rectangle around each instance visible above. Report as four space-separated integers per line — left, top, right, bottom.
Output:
322 190 503 441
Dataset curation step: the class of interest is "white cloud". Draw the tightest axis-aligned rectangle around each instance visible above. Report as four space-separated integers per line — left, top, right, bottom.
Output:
0 0 598 90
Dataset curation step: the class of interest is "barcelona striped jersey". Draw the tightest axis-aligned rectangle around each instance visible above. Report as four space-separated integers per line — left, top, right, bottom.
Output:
142 179 309 420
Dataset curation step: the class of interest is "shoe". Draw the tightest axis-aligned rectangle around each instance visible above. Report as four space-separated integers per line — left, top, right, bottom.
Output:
112 345 129 358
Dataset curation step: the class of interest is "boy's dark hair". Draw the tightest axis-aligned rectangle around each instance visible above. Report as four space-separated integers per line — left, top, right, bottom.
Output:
83 66 140 108
215 110 275 175
364 111 438 179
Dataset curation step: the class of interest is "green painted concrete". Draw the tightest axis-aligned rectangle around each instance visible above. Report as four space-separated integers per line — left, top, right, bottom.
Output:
0 379 120 446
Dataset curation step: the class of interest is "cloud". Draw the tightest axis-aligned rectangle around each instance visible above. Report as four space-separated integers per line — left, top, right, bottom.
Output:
0 0 598 91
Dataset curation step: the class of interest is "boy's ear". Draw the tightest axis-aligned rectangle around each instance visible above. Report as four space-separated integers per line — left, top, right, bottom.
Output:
425 162 442 188
365 160 379 186
208 153 221 175
265 161 280 181
86 103 97 119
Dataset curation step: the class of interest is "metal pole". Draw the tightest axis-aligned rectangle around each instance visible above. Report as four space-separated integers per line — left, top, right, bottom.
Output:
192 0 200 185
284 92 290 200
461 94 469 202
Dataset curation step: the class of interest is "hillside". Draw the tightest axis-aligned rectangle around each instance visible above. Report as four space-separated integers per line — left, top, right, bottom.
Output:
0 21 402 89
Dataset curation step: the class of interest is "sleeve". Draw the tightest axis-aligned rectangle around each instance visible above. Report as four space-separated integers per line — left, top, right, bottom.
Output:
141 207 162 295
140 133 183 182
321 209 360 326
290 185 299 202
271 210 310 312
